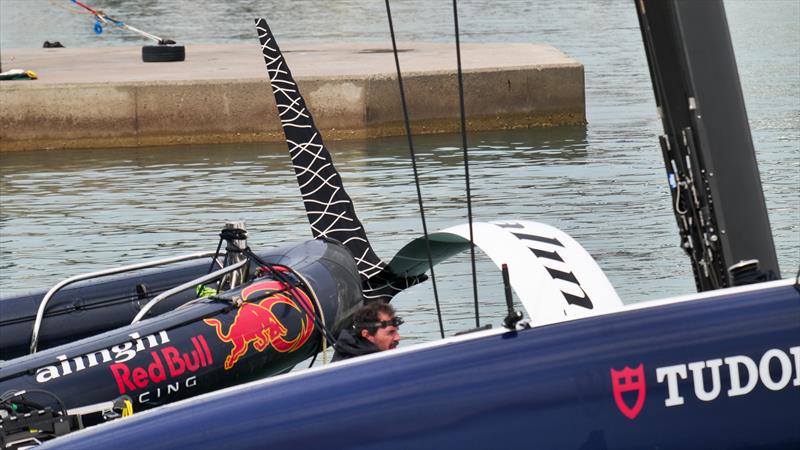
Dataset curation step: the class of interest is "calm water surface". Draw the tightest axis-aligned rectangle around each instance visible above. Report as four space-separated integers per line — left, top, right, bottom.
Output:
1 1 798 345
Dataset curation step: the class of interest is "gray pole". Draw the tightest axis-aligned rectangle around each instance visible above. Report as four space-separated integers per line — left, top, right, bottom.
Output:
636 0 780 291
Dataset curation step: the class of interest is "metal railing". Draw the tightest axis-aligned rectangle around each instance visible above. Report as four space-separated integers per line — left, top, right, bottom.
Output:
29 251 220 354
131 259 248 325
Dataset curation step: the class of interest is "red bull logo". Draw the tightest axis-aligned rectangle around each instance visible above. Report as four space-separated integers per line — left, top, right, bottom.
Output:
610 363 646 419
109 335 212 396
203 279 315 370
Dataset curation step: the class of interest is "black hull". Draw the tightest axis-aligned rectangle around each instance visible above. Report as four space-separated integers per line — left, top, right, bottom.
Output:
0 240 362 414
1 241 358 360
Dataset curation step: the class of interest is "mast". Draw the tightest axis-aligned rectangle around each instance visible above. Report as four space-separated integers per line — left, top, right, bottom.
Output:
635 0 780 291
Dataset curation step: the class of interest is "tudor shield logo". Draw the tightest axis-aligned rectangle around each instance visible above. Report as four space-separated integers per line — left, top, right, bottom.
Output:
609 346 800 420
610 364 646 419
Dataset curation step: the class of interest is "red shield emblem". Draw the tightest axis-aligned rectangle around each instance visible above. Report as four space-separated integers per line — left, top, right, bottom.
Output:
610 364 646 419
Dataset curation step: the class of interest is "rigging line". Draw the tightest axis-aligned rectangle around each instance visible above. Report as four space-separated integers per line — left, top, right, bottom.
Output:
206 235 225 275
452 0 480 328
47 0 92 15
244 249 338 347
384 0 444 339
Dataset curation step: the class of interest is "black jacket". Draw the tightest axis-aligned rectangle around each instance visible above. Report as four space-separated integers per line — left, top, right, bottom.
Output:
331 330 381 362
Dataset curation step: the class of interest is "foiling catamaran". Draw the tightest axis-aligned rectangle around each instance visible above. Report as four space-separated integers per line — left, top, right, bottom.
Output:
1 0 798 449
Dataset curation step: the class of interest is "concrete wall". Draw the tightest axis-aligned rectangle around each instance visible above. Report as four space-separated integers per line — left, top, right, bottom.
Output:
0 44 584 151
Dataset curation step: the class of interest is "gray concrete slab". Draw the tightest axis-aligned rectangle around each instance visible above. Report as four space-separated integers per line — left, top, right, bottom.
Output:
0 43 584 151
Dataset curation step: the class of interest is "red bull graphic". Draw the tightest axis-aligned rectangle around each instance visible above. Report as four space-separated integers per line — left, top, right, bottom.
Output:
610 363 646 419
203 279 316 370
109 335 213 395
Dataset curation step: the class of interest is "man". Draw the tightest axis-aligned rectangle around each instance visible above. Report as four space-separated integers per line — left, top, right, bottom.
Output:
332 302 402 362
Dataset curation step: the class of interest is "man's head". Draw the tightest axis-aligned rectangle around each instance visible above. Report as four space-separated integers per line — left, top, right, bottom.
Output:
353 302 402 351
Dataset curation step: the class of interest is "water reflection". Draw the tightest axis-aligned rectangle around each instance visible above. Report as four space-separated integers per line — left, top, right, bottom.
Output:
0 123 797 345
0 122 672 306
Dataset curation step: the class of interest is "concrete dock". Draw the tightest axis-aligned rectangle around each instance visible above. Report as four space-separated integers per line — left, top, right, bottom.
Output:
0 43 584 152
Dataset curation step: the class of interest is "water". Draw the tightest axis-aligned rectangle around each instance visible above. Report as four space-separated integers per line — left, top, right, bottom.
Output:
1 1 798 345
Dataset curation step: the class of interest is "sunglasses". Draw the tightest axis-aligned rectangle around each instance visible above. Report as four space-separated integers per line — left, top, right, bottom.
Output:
355 316 404 330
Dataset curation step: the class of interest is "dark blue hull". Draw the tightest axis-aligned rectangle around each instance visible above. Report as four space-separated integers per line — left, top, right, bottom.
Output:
44 280 800 449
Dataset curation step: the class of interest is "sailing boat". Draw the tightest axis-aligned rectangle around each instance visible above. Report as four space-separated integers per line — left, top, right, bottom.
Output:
34 2 799 448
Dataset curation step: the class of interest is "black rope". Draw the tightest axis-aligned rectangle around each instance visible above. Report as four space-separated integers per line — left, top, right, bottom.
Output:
206 235 224 275
384 0 445 339
243 248 339 346
1 285 182 327
452 0 480 328
219 228 248 242
207 228 248 277
307 351 319 368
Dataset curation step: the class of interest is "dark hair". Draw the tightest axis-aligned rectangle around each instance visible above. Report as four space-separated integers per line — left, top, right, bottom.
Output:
353 302 396 336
